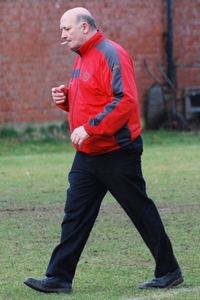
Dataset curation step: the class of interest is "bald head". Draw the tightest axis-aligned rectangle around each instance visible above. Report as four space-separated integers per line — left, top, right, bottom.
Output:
60 7 97 50
62 7 93 19
61 7 97 31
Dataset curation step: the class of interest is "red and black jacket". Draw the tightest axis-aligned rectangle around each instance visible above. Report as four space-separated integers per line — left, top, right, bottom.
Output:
56 30 141 156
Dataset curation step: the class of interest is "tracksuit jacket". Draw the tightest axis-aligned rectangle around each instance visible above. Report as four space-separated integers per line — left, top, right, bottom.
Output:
56 30 142 156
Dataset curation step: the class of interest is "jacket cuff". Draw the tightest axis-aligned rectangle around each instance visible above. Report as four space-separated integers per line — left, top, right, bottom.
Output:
84 122 93 136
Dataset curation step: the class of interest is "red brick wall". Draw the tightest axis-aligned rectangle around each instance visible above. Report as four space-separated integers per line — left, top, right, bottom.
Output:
174 0 200 95
0 0 199 126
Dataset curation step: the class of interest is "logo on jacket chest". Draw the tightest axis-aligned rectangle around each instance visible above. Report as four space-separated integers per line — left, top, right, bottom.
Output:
82 72 91 82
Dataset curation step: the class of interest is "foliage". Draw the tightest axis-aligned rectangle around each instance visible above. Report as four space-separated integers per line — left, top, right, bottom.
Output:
0 120 70 142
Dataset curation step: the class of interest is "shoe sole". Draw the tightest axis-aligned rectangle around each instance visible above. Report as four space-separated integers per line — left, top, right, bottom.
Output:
24 280 72 294
166 276 184 288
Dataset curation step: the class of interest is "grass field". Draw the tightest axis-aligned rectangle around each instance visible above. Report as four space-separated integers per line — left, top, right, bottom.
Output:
0 130 200 300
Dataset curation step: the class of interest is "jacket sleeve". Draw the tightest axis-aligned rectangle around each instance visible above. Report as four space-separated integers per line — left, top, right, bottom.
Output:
84 51 139 136
55 93 69 112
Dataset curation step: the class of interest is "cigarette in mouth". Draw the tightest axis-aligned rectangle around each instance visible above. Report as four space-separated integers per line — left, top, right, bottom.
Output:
61 41 68 45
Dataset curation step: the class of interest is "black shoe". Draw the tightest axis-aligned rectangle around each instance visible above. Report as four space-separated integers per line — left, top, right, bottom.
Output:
23 276 72 294
139 267 184 289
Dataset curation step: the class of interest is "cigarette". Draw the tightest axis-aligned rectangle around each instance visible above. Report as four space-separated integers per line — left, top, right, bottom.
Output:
61 41 68 45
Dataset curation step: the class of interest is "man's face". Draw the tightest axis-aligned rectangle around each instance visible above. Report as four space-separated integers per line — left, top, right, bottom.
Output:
60 14 85 50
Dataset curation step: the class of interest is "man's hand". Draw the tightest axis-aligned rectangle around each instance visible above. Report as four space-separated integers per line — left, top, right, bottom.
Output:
71 126 90 148
52 85 68 104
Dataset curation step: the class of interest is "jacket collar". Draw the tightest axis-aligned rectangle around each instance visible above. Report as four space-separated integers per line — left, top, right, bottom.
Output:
76 30 105 57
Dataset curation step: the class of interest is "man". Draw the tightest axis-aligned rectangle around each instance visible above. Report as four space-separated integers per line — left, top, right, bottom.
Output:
24 7 183 294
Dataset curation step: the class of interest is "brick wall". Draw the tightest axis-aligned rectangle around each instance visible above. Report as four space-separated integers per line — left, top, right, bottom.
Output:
0 0 199 127
174 1 200 93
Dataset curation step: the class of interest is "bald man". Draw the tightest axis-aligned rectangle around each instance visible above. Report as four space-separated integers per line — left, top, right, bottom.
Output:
23 7 183 294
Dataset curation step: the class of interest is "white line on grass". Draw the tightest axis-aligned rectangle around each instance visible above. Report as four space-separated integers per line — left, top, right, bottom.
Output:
119 286 200 300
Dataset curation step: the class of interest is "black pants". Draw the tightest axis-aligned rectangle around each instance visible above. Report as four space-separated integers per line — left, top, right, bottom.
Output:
46 136 178 283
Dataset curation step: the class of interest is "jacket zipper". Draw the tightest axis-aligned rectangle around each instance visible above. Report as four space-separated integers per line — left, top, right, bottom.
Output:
71 58 82 132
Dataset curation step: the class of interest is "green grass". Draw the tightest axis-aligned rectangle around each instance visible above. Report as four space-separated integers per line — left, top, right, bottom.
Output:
0 130 200 300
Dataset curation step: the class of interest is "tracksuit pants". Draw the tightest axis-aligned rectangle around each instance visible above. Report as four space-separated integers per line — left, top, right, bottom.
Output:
45 136 179 283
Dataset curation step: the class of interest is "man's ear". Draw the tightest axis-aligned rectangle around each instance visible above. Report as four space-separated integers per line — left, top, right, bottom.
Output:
82 22 89 33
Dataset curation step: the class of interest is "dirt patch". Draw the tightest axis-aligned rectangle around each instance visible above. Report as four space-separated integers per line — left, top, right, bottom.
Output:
0 201 199 216
0 203 63 213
